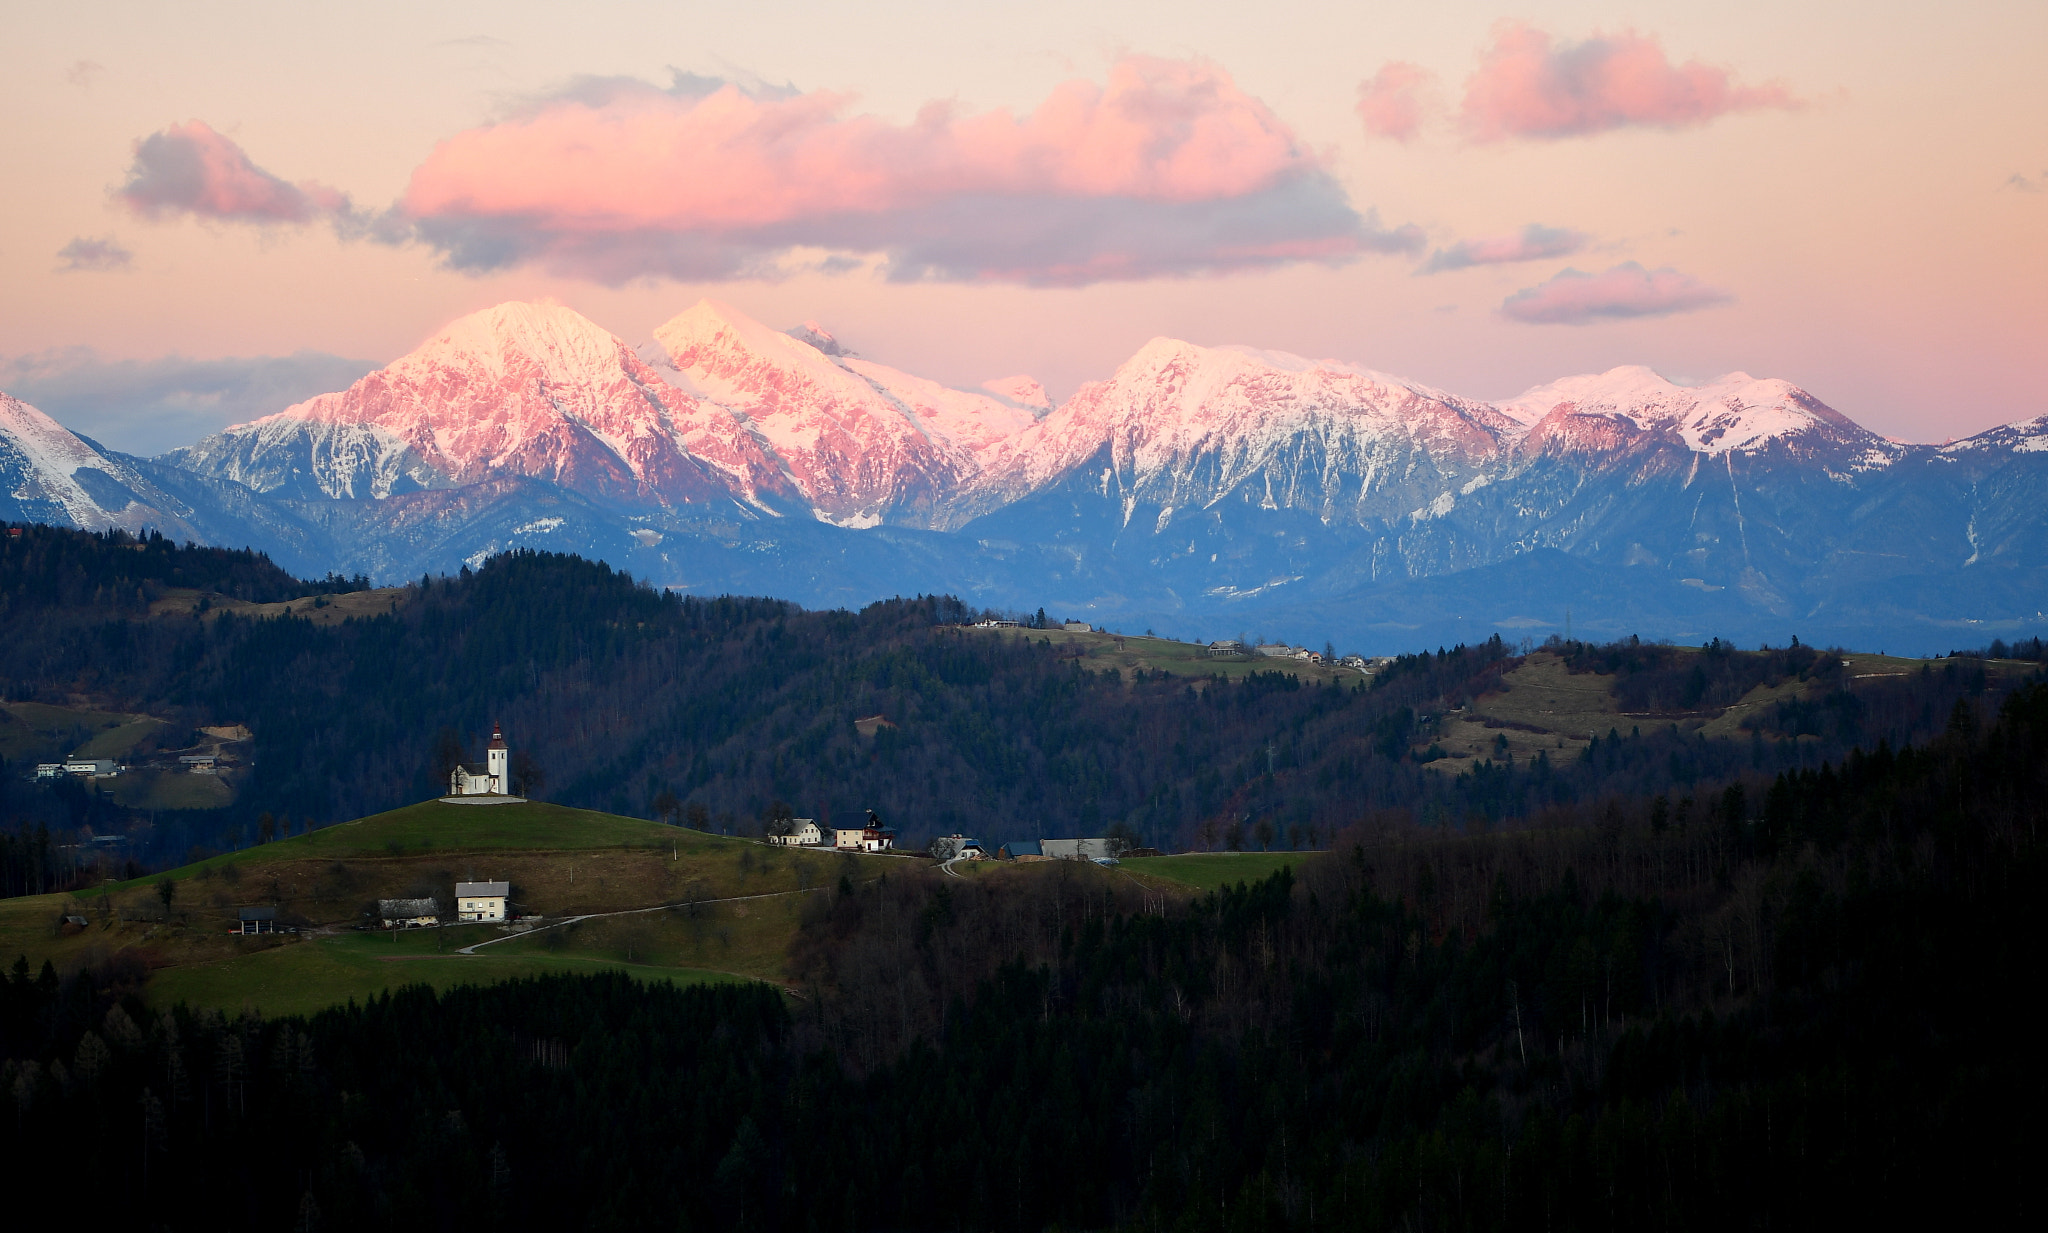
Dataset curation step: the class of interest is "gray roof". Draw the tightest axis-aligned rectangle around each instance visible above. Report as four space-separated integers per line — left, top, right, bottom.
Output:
1002 839 1042 857
456 881 509 897
237 906 276 921
378 897 440 918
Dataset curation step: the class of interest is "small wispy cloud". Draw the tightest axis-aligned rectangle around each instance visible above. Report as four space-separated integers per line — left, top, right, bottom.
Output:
2001 171 2045 194
1419 224 1588 274
1356 62 1436 142
66 60 105 89
433 35 510 49
1500 261 1731 324
56 236 134 273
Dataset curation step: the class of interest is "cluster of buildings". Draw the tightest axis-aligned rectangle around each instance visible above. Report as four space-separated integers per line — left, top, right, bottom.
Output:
373 880 510 929
767 810 897 852
37 758 120 779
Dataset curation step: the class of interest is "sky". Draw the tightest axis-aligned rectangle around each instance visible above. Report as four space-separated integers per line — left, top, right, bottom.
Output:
3 0 2043 455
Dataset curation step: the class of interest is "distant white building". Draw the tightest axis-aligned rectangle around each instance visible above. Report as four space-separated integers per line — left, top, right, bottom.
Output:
449 723 512 796
835 810 896 852
64 758 116 777
1063 621 1092 632
35 763 62 780
456 881 509 922
1254 644 1300 659
768 819 824 847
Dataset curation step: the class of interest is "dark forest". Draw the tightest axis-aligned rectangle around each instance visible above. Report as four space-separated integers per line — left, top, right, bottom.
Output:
4 680 2041 1228
2 524 2027 883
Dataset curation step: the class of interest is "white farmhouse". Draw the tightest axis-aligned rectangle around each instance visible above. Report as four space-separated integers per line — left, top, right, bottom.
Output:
456 881 509 922
449 723 512 796
767 819 823 847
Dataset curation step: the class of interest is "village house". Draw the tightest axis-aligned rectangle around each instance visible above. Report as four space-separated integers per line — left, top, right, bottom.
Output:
1063 621 1092 632
767 818 824 847
1207 640 1246 655
35 763 61 779
456 881 509 922
998 839 1046 861
448 723 513 797
927 835 985 860
1254 643 1300 659
180 754 218 774
64 758 116 777
237 906 276 935
378 897 441 928
835 810 896 852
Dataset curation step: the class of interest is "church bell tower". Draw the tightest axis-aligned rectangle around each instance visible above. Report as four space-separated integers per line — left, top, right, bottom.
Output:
486 723 509 794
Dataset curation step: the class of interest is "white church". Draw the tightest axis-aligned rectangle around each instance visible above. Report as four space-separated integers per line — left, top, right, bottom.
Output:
448 723 515 798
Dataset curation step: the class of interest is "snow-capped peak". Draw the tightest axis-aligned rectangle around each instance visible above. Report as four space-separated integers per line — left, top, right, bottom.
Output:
1504 364 1884 459
399 300 636 387
785 320 851 357
1943 412 2048 455
0 392 173 531
981 376 1052 414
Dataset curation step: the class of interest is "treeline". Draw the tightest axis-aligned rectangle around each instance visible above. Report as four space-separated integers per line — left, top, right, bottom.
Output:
4 684 2041 1228
0 522 364 620
0 527 2035 871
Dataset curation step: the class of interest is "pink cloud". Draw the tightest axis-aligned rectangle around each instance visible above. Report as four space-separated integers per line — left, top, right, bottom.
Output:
1356 62 1436 142
398 57 1415 284
1419 224 1587 273
116 120 354 225
1500 262 1731 324
1461 22 1800 141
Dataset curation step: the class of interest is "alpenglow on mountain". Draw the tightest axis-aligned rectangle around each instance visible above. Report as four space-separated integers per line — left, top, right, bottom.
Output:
5 299 2044 653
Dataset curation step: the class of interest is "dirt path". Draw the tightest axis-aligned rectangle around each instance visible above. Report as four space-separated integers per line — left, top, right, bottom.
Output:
454 886 823 955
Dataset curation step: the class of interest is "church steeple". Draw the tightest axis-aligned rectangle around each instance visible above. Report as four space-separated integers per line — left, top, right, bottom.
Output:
486 723 509 793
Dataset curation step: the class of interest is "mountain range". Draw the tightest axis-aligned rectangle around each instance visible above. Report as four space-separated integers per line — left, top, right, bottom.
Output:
6 299 2045 653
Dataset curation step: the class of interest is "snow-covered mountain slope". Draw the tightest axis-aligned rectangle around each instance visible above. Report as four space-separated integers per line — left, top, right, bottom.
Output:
964 337 1522 530
0 393 204 535
1504 366 1899 469
652 300 1039 528
169 301 797 511
1943 412 2048 457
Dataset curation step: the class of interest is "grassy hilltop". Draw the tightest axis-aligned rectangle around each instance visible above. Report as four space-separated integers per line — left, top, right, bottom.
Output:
0 796 1296 1016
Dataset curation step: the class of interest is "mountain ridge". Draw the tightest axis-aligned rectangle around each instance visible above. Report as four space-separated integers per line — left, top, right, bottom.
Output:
6 298 2045 653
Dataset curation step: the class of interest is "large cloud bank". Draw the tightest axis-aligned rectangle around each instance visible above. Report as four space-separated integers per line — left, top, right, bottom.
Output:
117 59 1420 286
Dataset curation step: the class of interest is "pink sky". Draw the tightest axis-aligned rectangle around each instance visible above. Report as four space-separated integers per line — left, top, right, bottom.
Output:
3 1 2043 449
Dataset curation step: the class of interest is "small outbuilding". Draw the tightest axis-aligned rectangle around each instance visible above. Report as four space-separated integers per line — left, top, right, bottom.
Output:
378 897 441 928
999 839 1046 862
236 906 277 935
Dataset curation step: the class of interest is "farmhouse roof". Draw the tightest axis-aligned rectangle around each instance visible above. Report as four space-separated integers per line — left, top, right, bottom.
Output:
456 881 509 898
237 906 276 922
1002 839 1042 858
378 897 440 918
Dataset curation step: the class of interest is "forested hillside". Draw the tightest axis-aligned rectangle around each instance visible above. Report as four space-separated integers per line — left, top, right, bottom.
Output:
5 681 2040 1229
1 522 2035 880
